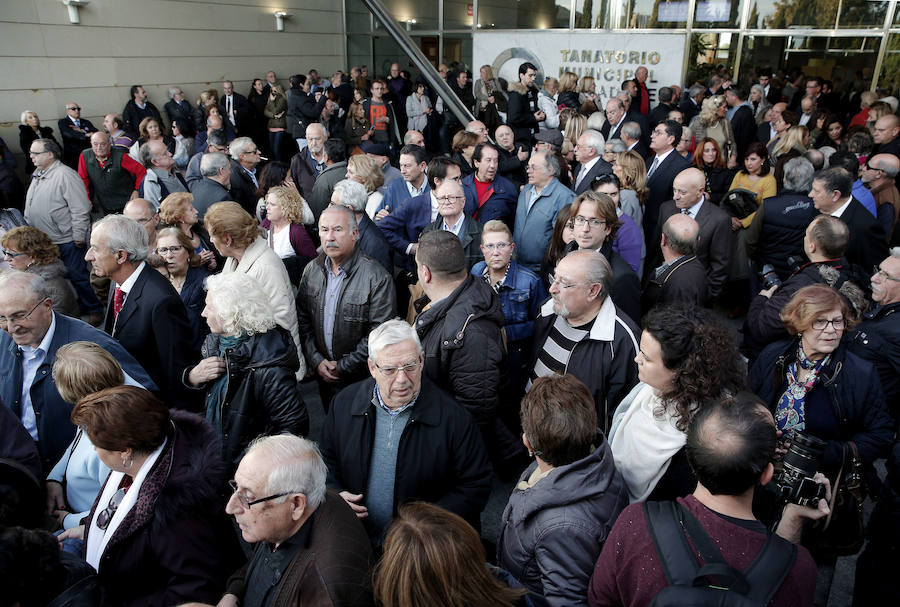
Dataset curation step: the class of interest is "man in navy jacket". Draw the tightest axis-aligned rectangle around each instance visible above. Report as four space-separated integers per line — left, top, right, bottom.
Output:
0 271 156 472
462 143 518 228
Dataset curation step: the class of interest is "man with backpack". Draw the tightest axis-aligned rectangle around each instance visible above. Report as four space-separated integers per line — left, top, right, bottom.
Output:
588 392 821 607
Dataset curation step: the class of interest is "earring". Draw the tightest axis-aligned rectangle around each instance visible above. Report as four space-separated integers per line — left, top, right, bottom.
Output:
527 450 536 458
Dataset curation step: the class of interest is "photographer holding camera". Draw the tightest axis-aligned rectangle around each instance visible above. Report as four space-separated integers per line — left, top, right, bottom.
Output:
749 284 893 604
743 215 867 361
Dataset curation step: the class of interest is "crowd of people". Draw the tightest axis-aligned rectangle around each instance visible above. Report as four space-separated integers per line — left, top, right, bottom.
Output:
1 58 899 607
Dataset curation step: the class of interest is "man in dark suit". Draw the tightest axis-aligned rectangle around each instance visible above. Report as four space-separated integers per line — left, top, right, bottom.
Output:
461 143 519 228
164 87 195 137
228 137 262 215
420 180 483 271
121 85 163 136
378 157 464 271
190 152 233 220
642 213 709 312
573 130 614 195
0 271 157 472
644 120 691 240
57 101 98 169
308 139 349 223
678 85 704 125
650 168 732 303
647 87 677 130
758 73 781 105
810 167 889 272
219 80 253 136
601 98 628 142
726 86 756 160
620 122 649 159
86 214 199 410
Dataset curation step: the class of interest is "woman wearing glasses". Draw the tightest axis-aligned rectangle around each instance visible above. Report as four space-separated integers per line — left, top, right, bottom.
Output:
184 271 308 474
59 385 241 606
2 226 78 319
749 284 892 601
155 227 210 350
473 220 546 397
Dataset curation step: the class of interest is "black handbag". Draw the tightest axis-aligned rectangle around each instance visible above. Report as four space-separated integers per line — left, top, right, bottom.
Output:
722 188 759 219
813 441 866 557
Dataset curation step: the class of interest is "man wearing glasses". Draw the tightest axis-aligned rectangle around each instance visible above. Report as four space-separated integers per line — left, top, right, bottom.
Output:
57 101 97 169
527 250 640 433
319 319 492 546
0 271 155 473
228 137 264 215
420 180 483 270
860 153 900 241
221 435 374 606
23 138 103 323
849 252 900 410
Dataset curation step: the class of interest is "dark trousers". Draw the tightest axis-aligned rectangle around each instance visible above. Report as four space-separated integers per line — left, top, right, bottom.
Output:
268 131 285 162
58 241 103 313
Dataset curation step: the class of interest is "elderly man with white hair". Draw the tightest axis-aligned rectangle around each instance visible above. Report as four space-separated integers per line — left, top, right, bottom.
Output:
219 435 375 607
85 214 198 409
138 139 188 209
319 319 492 546
191 152 233 219
573 129 613 194
331 178 392 272
227 136 263 215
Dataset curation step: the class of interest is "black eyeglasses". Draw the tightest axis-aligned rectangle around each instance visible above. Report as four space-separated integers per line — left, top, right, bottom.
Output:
96 487 127 530
67 106 81 111
156 246 184 254
228 480 294 509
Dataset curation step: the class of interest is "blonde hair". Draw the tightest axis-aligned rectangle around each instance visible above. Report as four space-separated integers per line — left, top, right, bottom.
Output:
564 113 587 150
616 150 649 202
698 95 726 126
347 154 384 193
204 201 259 250
266 185 309 224
52 342 125 404
772 125 808 158
577 76 596 94
481 219 512 241
559 72 578 92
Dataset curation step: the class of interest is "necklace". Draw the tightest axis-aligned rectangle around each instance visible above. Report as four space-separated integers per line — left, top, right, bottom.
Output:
169 273 186 291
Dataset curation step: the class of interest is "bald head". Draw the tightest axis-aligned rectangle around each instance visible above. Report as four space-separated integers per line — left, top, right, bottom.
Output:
466 120 488 143
873 115 900 145
90 131 111 160
871 153 900 177
661 213 699 258
123 198 159 242
672 167 706 210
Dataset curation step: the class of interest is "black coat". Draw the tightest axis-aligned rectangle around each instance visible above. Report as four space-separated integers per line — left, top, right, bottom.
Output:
748 339 893 475
838 197 889 273
648 102 676 130
414 275 506 431
730 105 757 160
678 98 701 124
83 411 241 606
641 253 709 313
356 213 393 273
746 190 815 278
421 214 483 270
286 88 328 139
565 241 641 324
507 83 540 146
319 376 493 531
848 302 900 419
164 98 195 136
218 93 253 135
189 177 232 219
307 161 348 223
19 125 59 173
103 266 200 411
644 151 691 239
121 100 163 137
190 327 308 471
57 117 97 168
228 160 259 216
573 158 614 194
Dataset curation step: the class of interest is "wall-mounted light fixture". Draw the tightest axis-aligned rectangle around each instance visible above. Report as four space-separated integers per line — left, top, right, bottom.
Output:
405 19 417 31
274 10 293 32
62 0 90 24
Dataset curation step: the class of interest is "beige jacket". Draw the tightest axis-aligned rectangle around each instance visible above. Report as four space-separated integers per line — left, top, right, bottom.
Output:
24 160 92 244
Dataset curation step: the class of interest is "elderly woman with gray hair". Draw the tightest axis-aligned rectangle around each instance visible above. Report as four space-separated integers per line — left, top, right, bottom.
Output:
185 271 308 473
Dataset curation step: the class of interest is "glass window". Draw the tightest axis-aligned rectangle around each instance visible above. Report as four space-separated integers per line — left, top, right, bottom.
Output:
836 0 888 29
444 0 474 30
687 33 737 84
443 33 473 70
751 0 837 29
477 0 572 30
346 0 372 33
617 0 688 29
692 0 744 29
879 34 900 91
348 36 372 74
574 0 608 28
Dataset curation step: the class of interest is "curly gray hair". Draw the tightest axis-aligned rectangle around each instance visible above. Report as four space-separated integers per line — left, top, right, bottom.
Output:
204 272 276 336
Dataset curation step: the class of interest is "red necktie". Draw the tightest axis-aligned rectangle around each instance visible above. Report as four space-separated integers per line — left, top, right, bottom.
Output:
114 287 125 318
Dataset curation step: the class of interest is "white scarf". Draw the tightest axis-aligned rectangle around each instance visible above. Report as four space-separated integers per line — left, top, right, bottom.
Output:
85 438 167 570
609 383 686 503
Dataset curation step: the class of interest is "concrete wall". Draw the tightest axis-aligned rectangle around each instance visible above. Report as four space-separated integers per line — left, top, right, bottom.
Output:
0 0 346 165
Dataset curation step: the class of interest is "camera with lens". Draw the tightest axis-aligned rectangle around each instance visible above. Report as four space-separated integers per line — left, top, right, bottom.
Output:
761 264 781 289
775 431 827 508
786 255 804 275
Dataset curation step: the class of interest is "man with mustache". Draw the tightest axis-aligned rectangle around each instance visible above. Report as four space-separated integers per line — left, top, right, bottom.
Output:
297 205 396 411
